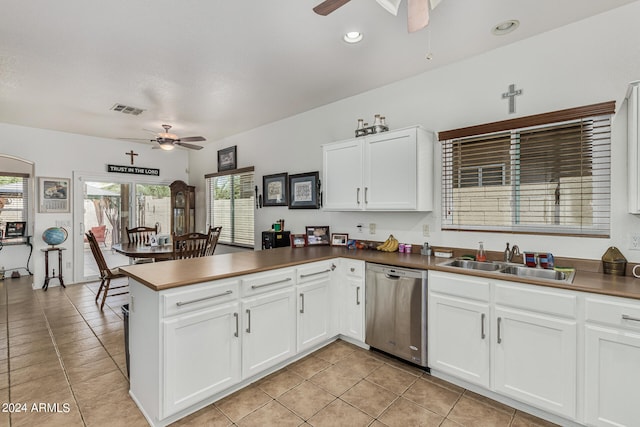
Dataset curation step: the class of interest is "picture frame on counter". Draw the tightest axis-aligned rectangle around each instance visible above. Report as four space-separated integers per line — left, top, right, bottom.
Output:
5 221 26 238
305 226 330 245
217 145 237 172
331 233 349 246
290 233 307 248
288 171 320 209
262 172 288 207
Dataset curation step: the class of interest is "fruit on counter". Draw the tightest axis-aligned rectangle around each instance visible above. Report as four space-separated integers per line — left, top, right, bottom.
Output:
376 234 399 252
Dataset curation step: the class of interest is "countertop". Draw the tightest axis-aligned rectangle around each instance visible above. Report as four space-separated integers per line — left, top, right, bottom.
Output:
119 246 640 300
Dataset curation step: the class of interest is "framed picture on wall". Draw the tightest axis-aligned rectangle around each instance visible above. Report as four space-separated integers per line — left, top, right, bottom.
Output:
38 177 70 213
289 172 320 209
263 173 288 207
217 146 237 172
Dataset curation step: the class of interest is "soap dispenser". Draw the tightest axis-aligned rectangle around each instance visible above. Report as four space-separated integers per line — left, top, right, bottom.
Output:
476 242 487 262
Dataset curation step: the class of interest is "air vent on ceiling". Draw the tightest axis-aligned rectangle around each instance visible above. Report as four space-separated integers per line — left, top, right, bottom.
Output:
111 103 145 116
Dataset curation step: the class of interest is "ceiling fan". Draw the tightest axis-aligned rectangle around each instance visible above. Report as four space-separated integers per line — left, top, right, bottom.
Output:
121 124 205 151
313 0 441 33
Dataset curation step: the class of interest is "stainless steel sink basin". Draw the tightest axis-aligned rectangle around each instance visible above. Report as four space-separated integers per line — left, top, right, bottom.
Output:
438 259 575 284
443 259 503 271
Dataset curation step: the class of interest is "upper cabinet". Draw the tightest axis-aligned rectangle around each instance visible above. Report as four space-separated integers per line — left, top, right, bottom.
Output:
628 81 640 214
170 180 195 235
322 126 434 211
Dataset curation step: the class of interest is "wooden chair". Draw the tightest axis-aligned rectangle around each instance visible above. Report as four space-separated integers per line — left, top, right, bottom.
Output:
172 232 210 260
203 226 222 256
126 225 158 245
86 230 128 310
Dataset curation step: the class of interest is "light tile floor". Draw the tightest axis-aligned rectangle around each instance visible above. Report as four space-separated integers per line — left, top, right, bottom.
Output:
0 275 559 427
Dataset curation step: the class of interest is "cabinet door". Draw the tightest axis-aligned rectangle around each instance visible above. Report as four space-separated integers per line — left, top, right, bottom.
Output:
585 325 640 427
364 128 417 210
162 302 241 417
429 293 490 388
493 307 577 419
342 276 365 342
322 139 363 210
242 288 297 379
297 280 331 352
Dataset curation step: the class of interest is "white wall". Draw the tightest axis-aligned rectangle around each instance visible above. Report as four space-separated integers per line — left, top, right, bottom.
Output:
0 123 189 287
189 1 640 262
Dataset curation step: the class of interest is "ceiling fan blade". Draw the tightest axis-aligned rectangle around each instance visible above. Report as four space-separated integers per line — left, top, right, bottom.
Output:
313 0 350 16
117 137 155 142
178 136 206 142
408 0 429 33
176 142 203 150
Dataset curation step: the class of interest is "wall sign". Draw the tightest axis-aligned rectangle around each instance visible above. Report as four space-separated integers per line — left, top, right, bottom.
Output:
107 164 160 176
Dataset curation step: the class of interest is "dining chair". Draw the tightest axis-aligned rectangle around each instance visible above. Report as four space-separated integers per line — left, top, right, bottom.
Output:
86 230 128 310
172 232 210 260
126 225 158 264
203 226 222 256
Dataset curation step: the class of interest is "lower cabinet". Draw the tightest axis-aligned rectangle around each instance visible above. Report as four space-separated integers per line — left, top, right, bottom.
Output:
584 296 640 427
162 302 241 417
297 278 332 352
341 261 365 342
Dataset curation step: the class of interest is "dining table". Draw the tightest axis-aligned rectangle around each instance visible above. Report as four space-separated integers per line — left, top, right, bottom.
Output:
111 242 174 262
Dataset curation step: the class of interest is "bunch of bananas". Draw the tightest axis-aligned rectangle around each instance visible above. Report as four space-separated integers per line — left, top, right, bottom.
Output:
376 234 399 252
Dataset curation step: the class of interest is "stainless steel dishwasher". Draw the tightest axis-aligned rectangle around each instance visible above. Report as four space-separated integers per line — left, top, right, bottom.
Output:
365 263 428 367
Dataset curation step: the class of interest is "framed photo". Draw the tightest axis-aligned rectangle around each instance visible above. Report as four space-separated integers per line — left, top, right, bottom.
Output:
331 233 349 246
217 146 237 172
39 177 70 213
290 233 307 248
263 173 288 207
305 226 330 245
5 221 26 238
289 171 320 209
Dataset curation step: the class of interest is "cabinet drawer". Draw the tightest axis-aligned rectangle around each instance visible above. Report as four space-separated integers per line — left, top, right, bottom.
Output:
241 268 296 297
162 279 240 318
429 271 490 302
297 261 336 284
586 296 640 330
494 280 576 318
343 260 364 278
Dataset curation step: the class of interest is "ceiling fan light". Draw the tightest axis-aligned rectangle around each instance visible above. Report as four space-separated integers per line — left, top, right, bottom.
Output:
343 31 363 44
159 142 175 151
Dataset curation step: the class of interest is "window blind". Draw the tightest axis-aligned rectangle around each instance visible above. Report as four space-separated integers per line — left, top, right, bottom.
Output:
441 103 613 237
205 167 254 246
0 174 30 227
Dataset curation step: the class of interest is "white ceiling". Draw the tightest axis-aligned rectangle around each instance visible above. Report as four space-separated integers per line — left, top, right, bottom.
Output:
0 0 636 147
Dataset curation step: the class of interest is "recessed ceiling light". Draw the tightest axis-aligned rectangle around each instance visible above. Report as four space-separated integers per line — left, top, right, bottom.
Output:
343 31 363 44
492 19 519 36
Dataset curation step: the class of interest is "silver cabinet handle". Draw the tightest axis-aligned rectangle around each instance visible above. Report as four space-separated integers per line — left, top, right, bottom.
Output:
300 293 305 314
246 309 251 333
357 188 361 205
234 312 239 337
481 313 486 339
350 267 355 272
364 187 369 204
176 290 232 306
300 269 331 279
497 317 502 344
251 277 292 289
622 314 640 322
356 286 361 305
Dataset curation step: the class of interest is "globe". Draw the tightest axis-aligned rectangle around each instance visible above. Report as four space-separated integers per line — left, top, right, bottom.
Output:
42 227 68 246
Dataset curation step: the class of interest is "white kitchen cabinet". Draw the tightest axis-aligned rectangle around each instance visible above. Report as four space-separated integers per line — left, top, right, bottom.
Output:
241 269 297 379
296 261 335 352
627 81 640 213
341 260 365 342
584 295 640 427
322 126 433 211
428 272 491 387
163 302 241 417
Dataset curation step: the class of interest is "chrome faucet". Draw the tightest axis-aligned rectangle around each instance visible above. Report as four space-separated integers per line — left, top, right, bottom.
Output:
509 244 521 263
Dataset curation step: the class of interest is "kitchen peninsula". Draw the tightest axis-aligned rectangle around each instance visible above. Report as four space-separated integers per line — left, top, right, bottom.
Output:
121 247 640 427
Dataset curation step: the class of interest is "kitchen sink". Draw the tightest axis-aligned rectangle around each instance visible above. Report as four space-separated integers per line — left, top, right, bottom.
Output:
439 259 575 284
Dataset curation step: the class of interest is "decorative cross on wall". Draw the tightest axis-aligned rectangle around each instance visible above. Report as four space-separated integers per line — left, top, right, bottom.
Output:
502 84 523 114
126 150 138 165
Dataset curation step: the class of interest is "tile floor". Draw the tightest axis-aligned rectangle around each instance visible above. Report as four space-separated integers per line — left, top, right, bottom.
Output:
0 275 559 427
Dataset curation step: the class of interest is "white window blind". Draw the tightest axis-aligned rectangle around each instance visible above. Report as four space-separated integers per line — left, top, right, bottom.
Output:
0 174 30 228
205 167 254 247
440 102 614 237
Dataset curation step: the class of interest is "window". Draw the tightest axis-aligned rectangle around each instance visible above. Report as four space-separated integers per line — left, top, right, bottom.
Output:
0 174 30 228
205 167 255 247
440 101 614 236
